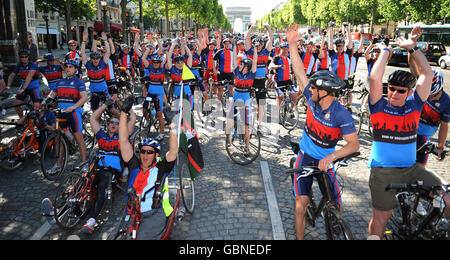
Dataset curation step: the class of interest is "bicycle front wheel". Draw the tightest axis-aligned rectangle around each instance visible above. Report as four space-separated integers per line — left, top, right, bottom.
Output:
279 99 299 130
41 133 68 181
225 128 261 165
324 207 355 240
179 160 195 214
53 173 90 229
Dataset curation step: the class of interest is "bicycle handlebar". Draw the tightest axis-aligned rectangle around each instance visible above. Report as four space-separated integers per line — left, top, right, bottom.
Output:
385 181 449 194
417 142 447 160
285 152 361 175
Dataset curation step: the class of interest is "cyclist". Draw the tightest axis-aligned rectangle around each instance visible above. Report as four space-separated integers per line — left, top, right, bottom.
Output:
7 49 41 117
268 42 297 111
38 53 63 95
64 40 83 79
81 99 136 234
413 70 450 167
45 59 89 173
201 39 218 97
80 31 116 115
225 44 258 156
166 43 194 110
366 25 450 239
118 102 178 240
214 38 235 100
186 40 208 108
286 23 360 240
142 50 167 141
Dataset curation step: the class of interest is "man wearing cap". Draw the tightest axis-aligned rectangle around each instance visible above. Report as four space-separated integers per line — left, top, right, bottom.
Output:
7 49 41 117
38 53 63 94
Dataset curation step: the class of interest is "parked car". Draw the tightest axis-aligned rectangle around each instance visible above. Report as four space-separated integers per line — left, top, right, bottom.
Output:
388 42 409 66
416 42 447 65
438 54 450 69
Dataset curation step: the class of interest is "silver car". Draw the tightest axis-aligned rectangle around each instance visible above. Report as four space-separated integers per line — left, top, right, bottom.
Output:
438 54 450 69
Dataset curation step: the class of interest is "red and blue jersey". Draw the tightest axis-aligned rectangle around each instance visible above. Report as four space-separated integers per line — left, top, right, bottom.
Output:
299 84 356 160
318 51 330 70
300 51 318 76
233 67 255 93
96 129 122 172
272 55 291 82
39 64 63 91
14 62 40 89
55 77 86 110
86 59 108 93
246 48 270 78
418 91 450 137
120 53 132 68
214 48 234 73
145 66 166 87
368 91 424 167
202 48 216 70
329 48 353 80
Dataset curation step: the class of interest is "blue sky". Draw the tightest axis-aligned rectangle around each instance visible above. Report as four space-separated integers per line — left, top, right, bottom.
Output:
218 0 287 22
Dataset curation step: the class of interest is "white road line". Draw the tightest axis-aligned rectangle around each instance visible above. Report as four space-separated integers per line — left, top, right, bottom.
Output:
260 161 286 240
29 219 53 240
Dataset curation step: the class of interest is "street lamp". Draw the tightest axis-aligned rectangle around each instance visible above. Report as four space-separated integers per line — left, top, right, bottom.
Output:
43 12 51 53
101 1 109 33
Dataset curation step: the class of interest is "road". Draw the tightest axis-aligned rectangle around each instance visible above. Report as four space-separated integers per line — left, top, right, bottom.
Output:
0 58 449 240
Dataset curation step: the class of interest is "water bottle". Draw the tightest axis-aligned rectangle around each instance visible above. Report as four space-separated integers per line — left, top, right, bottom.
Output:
177 206 185 222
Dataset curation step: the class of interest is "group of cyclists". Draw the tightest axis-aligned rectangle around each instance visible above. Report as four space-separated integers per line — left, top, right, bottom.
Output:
0 19 449 240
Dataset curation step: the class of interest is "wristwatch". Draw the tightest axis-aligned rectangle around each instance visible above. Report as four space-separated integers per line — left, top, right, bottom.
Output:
408 46 419 54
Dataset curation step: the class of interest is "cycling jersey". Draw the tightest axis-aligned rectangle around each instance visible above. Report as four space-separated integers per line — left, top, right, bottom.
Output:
127 155 175 213
145 66 167 112
85 59 108 93
233 67 255 93
214 48 234 73
170 66 192 97
348 52 362 77
329 48 353 80
55 77 87 109
245 48 270 78
236 49 247 67
96 129 122 172
39 64 63 91
13 62 40 89
300 51 318 76
105 59 115 81
368 91 424 167
202 48 216 71
418 91 450 137
318 51 330 70
272 55 291 83
120 52 132 68
299 84 356 160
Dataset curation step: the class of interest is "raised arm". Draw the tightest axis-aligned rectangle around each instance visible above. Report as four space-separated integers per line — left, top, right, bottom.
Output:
369 44 391 105
245 24 255 51
101 32 110 62
265 24 273 52
90 103 108 134
80 31 89 65
287 24 309 93
119 111 134 163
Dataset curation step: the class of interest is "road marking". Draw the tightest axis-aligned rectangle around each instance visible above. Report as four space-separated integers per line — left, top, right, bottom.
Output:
29 218 53 240
260 161 286 240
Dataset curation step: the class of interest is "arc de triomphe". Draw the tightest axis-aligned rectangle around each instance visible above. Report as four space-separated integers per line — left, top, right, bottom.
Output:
225 7 251 33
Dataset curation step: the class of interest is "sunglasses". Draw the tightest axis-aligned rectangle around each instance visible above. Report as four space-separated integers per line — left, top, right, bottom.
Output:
140 149 156 155
336 45 344 48
65 65 75 68
109 121 119 125
388 86 408 94
20 56 29 58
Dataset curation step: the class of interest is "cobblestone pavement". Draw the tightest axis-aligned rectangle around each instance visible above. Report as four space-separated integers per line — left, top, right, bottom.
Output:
0 61 449 240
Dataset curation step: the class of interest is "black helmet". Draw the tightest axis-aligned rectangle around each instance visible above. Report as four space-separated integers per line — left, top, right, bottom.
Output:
150 54 163 62
174 54 185 63
388 70 416 89
90 51 102 59
334 38 345 45
240 58 252 69
309 70 345 93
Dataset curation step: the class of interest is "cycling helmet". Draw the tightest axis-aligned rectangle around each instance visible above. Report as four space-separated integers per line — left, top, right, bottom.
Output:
174 54 185 63
236 40 245 45
240 58 253 69
19 49 30 56
209 39 217 46
309 70 345 93
334 38 345 45
64 59 80 68
150 53 163 62
138 138 160 153
90 51 102 59
430 70 444 95
68 40 77 45
280 42 289 48
43 53 54 60
387 70 416 89
274 39 280 47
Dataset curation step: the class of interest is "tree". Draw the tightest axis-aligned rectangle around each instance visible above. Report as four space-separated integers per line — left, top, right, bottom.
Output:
35 0 96 41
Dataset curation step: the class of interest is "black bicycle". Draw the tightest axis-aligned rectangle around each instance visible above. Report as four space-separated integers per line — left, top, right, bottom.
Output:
384 181 449 240
287 138 359 240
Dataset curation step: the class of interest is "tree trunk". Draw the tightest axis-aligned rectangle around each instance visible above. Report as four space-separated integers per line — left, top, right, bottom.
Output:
121 0 128 44
369 0 377 34
165 0 169 37
66 0 73 41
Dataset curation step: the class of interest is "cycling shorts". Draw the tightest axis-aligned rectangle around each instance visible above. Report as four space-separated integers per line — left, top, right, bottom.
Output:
58 109 83 134
292 150 342 205
217 72 234 85
203 70 217 83
16 88 41 103
253 78 267 104
147 85 165 112
227 91 251 126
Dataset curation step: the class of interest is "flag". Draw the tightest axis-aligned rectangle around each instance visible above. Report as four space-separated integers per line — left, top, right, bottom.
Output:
178 65 204 180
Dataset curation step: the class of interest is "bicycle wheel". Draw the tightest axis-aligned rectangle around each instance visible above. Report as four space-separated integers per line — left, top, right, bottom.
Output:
324 207 355 240
296 94 308 114
53 173 90 229
132 129 149 158
279 99 299 130
179 160 195 214
225 127 261 165
0 136 23 170
266 80 276 99
41 132 68 181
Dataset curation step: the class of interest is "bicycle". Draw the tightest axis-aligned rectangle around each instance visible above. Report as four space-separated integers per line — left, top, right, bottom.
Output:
287 138 360 240
52 155 125 230
107 153 195 240
136 89 160 138
225 95 261 165
350 81 373 137
115 67 136 101
417 141 447 161
40 107 87 181
384 181 449 240
0 104 41 170
278 84 300 131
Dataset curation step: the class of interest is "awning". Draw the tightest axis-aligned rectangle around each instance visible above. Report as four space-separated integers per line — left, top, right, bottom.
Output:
94 21 122 32
130 27 140 33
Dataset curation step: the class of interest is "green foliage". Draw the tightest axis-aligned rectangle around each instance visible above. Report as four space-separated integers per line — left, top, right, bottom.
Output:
35 0 96 20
